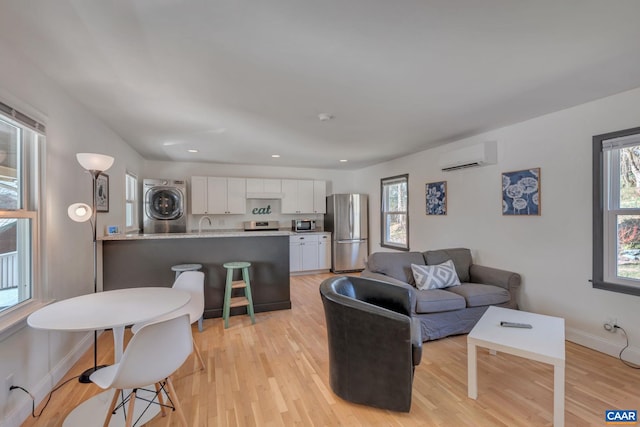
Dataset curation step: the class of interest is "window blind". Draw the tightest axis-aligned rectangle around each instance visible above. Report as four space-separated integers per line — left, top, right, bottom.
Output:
0 101 46 134
601 133 640 151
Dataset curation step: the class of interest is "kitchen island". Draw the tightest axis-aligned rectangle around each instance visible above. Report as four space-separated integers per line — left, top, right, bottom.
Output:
100 231 291 319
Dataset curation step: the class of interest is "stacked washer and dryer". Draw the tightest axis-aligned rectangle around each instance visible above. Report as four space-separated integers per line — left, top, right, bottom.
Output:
143 179 187 234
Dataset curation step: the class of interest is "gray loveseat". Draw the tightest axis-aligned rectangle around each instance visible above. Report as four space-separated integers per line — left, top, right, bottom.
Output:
360 248 521 341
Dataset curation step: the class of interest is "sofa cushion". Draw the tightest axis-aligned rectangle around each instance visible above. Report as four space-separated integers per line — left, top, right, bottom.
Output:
414 289 466 314
366 252 425 285
423 248 472 283
446 283 510 307
411 261 461 290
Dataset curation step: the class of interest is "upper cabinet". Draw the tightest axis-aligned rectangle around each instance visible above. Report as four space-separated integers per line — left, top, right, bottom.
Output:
191 176 246 214
192 176 325 215
191 176 208 214
282 179 326 214
282 179 313 214
313 180 326 214
246 178 283 198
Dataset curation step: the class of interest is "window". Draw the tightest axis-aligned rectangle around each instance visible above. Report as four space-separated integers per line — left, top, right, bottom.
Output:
593 126 640 296
381 174 409 250
0 102 42 316
125 171 138 232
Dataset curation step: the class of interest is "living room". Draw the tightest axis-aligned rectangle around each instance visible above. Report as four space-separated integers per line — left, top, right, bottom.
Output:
2 1 640 426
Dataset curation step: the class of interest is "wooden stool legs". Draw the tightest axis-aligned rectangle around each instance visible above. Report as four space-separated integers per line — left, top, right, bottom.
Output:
223 262 256 328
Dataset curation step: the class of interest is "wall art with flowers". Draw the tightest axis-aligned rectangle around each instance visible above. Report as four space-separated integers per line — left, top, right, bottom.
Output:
426 181 447 215
502 168 540 216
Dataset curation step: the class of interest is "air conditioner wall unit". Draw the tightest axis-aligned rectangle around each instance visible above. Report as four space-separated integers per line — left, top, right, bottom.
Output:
438 141 498 172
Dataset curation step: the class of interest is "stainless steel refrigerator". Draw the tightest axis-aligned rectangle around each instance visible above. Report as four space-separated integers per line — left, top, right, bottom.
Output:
325 194 368 272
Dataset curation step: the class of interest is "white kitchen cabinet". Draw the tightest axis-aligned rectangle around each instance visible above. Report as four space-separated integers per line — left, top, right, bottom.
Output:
263 179 282 193
318 233 331 270
282 179 325 214
281 180 296 213
301 238 319 271
290 234 314 272
289 233 330 272
226 178 247 213
313 180 326 214
289 234 318 272
246 178 282 198
191 176 246 214
205 177 227 214
191 176 208 214
289 239 302 272
246 178 262 194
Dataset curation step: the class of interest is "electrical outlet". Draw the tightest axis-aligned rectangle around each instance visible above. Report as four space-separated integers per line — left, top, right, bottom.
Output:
604 317 618 332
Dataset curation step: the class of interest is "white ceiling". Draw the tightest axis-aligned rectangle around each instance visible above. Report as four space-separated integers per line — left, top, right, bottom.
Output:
2 1 640 170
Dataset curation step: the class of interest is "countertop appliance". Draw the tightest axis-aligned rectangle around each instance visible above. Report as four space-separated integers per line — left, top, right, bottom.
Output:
244 220 280 231
292 219 316 232
324 194 368 272
143 179 187 233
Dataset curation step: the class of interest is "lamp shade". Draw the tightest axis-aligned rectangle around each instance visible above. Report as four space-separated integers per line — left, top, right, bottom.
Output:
76 153 114 172
68 203 92 222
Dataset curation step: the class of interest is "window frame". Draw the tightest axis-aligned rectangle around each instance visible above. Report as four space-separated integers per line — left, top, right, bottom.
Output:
380 174 409 251
593 126 640 297
0 105 44 337
125 171 139 233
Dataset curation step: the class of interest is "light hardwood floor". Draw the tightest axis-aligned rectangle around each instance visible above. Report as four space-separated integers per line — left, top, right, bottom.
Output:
22 273 640 426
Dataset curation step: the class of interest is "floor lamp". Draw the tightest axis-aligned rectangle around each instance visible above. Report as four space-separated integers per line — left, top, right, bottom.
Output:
67 152 115 384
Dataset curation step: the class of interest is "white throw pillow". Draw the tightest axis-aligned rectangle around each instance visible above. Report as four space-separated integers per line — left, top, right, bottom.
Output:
411 260 461 290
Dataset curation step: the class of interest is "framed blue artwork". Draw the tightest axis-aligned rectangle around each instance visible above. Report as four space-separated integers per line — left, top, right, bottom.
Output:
426 181 447 215
502 168 540 215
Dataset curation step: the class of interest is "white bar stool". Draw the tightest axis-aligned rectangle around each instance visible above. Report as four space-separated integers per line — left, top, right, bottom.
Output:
171 263 203 331
171 263 203 279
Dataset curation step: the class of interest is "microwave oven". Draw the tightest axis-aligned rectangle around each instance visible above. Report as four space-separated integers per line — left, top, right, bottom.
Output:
292 219 316 232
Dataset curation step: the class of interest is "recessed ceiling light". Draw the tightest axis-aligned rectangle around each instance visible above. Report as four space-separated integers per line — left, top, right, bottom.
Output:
339 159 348 163
318 113 334 121
187 149 198 153
272 154 281 158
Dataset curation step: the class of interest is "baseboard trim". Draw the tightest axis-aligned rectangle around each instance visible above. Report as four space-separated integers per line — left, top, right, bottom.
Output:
566 326 640 365
3 331 96 427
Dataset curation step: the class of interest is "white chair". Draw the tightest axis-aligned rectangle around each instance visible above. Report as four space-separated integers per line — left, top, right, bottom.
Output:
90 314 192 427
131 271 206 371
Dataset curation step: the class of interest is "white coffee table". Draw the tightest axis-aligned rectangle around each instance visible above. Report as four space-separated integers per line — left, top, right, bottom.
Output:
467 306 565 427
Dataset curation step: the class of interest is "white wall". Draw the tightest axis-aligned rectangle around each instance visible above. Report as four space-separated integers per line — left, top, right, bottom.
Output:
354 86 640 364
0 40 144 425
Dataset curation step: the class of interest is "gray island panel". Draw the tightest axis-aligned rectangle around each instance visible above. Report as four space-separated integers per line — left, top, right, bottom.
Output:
102 235 291 318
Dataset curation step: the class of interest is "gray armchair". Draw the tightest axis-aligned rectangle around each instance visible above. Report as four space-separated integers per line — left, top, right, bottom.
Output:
319 275 422 412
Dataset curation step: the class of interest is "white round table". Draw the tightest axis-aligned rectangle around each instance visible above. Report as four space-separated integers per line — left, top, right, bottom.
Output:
28 287 191 426
29 287 190 361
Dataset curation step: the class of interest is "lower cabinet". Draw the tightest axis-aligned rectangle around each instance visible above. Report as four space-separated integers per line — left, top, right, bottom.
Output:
290 233 331 273
318 233 331 270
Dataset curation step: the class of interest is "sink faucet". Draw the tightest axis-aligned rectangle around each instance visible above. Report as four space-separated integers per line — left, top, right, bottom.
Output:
198 216 212 233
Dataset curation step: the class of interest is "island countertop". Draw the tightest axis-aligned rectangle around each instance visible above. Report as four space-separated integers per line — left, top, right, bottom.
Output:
99 230 296 241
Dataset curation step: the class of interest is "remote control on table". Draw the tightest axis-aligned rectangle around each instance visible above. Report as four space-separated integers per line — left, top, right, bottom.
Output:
500 321 532 328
